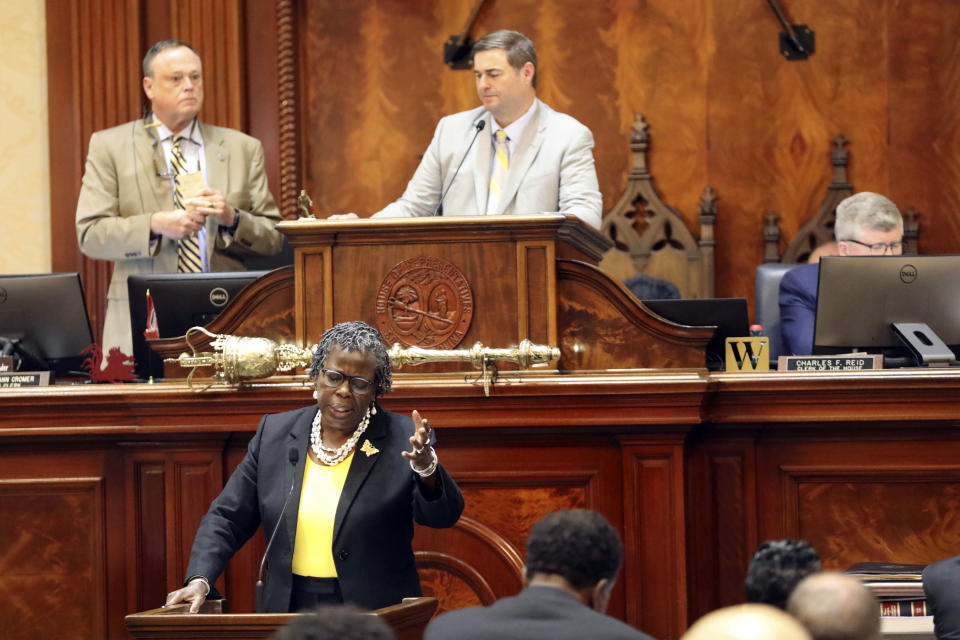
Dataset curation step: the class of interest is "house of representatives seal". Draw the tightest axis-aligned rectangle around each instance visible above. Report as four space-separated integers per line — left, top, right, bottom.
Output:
375 256 474 348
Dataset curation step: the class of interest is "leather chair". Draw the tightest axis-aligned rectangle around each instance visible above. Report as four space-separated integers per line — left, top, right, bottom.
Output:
754 263 799 363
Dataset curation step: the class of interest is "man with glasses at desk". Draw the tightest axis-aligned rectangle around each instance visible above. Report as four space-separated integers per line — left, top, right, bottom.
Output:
779 192 904 356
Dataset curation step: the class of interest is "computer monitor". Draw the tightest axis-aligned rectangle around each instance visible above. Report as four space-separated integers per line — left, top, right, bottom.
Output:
0 272 93 374
641 298 750 370
127 270 268 379
814 255 960 365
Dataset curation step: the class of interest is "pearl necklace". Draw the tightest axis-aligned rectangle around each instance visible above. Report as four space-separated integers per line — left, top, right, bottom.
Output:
310 404 375 466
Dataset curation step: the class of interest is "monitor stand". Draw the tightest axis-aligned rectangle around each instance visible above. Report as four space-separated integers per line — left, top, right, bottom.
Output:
891 322 958 367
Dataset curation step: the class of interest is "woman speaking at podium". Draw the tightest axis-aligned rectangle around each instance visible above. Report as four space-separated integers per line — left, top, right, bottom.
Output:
165 321 464 612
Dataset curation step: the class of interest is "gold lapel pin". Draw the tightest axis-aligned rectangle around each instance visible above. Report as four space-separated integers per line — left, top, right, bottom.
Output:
360 440 379 457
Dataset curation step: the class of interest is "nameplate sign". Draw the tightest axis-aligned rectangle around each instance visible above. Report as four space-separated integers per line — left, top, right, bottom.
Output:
777 354 883 371
0 371 52 388
725 337 770 372
0 356 13 372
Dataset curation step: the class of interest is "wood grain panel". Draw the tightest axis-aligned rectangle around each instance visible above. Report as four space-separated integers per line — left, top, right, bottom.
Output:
557 260 713 370
622 442 687 639
795 474 960 569
171 456 223 592
0 478 106 640
685 442 757 621
803 478 960 566
135 461 167 612
170 0 244 130
417 552 492 614
888 0 960 256
220 434 264 614
517 242 554 345
48 0 142 344
756 438 960 573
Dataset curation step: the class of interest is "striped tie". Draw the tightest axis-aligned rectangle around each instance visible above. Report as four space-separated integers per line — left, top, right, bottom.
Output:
172 136 203 273
487 130 509 213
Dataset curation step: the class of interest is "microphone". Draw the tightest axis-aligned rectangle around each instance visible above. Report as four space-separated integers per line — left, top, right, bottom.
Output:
435 119 486 215
255 447 300 613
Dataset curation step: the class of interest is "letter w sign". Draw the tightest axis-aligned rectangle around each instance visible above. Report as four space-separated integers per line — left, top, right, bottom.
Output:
724 337 770 372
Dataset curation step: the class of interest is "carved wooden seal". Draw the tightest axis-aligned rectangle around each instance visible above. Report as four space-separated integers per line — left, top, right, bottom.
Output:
375 256 474 348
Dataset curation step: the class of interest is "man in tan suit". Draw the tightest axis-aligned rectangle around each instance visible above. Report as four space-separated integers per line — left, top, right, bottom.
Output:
76 39 283 359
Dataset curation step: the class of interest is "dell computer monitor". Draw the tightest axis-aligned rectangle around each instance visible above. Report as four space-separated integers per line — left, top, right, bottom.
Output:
814 255 960 364
642 298 750 370
127 270 268 379
0 272 94 374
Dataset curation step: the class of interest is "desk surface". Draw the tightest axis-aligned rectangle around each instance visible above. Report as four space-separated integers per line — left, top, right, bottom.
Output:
882 616 934 640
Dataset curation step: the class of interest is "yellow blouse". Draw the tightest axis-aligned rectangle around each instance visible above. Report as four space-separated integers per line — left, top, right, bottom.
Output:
291 450 354 577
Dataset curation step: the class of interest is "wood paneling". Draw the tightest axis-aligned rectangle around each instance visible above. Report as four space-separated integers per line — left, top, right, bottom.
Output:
888 0 960 257
5 370 960 637
292 0 960 309
755 440 960 567
49 1 960 341
0 477 106 640
622 439 689 640
171 0 245 130
47 0 142 344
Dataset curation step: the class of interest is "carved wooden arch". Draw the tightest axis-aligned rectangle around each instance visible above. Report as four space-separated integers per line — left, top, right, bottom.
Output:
762 135 921 263
415 515 526 614
599 114 716 299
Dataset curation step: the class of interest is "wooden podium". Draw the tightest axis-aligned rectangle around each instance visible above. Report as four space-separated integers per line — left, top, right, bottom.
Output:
125 596 438 640
152 214 712 374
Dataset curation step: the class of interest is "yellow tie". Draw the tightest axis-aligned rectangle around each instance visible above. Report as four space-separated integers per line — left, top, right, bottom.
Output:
172 136 203 273
487 130 509 213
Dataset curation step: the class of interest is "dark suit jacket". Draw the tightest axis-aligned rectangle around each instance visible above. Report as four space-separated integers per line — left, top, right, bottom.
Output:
184 405 464 612
779 263 820 356
924 555 960 640
423 586 656 640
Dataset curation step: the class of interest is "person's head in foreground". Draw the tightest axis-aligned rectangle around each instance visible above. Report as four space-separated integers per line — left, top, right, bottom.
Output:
524 509 623 613
682 603 812 640
745 538 822 609
787 572 881 640
271 604 395 640
834 192 904 256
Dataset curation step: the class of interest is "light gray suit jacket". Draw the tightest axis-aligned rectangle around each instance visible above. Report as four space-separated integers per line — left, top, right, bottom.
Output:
76 118 283 357
373 99 602 229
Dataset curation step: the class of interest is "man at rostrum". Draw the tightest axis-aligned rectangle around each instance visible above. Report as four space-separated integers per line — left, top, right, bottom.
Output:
332 30 602 229
76 39 283 359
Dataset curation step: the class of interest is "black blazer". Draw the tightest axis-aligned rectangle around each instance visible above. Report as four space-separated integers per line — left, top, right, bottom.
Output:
924 555 960 640
184 405 464 612
424 586 656 640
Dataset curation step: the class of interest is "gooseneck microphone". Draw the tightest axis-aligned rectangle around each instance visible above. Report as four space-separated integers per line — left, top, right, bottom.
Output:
435 119 486 215
255 447 300 613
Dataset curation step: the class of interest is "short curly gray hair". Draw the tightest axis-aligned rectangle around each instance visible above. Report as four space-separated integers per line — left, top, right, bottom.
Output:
306 321 392 396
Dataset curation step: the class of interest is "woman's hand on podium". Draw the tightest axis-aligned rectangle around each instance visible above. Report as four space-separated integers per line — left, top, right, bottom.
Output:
164 577 208 613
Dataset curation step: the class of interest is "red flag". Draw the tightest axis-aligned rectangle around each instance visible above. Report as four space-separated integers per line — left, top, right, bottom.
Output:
144 289 159 339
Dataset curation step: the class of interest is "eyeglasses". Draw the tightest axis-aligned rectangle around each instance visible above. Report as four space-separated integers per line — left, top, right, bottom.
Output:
319 368 374 394
841 238 903 255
